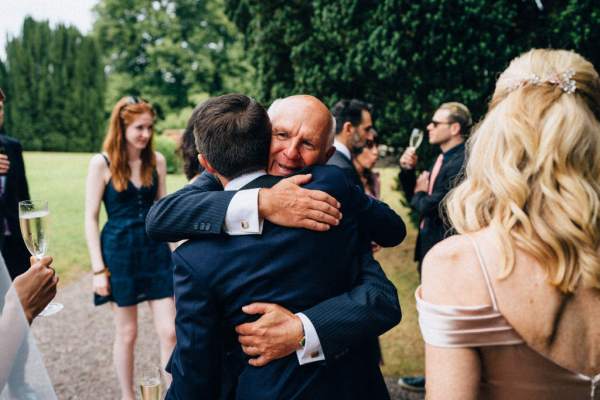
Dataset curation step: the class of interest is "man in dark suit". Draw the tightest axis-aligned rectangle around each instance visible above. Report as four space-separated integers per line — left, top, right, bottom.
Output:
396 101 470 393
147 95 404 368
398 102 470 271
166 94 397 399
0 88 31 280
328 99 374 189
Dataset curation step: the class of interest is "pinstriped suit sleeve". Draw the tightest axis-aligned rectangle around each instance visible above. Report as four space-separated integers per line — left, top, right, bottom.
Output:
146 171 236 242
302 251 401 360
302 168 402 360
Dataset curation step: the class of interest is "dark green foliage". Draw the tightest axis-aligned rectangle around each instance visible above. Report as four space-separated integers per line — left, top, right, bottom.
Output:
154 135 181 174
225 0 600 166
0 17 106 151
93 0 254 115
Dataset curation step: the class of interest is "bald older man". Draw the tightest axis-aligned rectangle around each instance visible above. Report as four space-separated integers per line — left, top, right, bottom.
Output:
146 95 404 368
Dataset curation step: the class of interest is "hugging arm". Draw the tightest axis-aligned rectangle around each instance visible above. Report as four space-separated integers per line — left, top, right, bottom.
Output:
146 173 342 242
146 171 235 242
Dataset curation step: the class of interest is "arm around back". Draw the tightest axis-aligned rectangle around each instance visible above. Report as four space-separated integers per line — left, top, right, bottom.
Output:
145 171 236 242
302 251 401 359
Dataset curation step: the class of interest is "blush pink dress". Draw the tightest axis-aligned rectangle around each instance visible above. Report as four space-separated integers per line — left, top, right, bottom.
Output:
416 237 600 399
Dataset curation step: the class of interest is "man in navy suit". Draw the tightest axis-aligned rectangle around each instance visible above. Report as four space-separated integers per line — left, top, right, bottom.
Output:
0 87 31 280
167 94 398 399
328 99 374 189
147 95 404 369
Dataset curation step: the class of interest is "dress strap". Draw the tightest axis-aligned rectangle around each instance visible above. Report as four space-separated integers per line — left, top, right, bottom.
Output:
467 235 499 311
100 153 110 166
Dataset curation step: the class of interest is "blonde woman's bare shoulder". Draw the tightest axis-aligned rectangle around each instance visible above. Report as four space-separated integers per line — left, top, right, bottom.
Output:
421 234 493 307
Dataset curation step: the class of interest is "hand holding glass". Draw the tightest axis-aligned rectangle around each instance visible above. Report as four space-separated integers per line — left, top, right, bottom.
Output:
18 200 63 316
409 128 424 150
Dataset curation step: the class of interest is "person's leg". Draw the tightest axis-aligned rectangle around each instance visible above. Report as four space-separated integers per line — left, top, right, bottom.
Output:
112 304 138 400
148 297 176 386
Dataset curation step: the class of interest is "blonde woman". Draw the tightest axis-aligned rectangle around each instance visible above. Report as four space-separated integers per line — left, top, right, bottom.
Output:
85 97 176 400
417 49 600 399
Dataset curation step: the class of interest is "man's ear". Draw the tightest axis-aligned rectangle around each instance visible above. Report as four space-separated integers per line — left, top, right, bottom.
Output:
324 146 336 163
198 154 216 174
450 122 461 137
341 121 354 136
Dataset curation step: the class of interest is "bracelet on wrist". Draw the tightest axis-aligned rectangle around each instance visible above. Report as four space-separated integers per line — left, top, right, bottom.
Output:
93 267 110 277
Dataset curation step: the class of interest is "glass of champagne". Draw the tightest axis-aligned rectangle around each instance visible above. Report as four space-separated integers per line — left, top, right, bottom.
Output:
409 128 424 150
18 200 63 316
139 366 163 400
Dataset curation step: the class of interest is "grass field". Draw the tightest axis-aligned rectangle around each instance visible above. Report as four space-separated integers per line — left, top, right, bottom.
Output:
23 152 424 377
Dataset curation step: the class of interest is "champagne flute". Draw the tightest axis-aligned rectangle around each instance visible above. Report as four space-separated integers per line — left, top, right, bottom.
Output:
139 366 163 400
18 200 63 316
408 128 424 150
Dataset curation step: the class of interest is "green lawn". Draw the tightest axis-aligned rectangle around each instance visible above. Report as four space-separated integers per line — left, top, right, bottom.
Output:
23 152 424 377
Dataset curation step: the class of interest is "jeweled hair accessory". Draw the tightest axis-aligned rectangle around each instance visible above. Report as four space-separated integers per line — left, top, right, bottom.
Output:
507 69 577 94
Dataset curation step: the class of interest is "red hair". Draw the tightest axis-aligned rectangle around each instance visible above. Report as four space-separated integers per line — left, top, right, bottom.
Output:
102 97 156 192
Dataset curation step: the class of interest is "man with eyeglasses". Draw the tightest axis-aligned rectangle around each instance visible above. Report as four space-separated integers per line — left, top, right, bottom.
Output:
399 102 471 273
396 101 471 394
329 99 375 190
398 102 472 392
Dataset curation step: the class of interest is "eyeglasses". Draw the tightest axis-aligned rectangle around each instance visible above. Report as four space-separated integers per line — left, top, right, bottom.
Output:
430 120 454 128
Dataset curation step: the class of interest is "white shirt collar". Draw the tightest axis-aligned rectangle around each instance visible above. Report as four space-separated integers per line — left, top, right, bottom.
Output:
334 139 351 161
224 170 267 191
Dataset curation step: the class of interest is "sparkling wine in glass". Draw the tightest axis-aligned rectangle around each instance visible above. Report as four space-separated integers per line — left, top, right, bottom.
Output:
409 128 424 150
18 200 63 316
139 366 163 400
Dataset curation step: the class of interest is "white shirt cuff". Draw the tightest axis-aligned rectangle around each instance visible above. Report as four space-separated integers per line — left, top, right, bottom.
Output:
295 312 325 365
224 189 264 235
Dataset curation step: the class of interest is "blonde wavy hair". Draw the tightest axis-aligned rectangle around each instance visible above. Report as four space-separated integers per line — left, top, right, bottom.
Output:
446 49 600 293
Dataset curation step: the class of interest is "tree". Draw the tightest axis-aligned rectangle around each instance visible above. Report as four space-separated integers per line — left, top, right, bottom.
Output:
0 17 105 151
225 0 600 163
93 0 254 114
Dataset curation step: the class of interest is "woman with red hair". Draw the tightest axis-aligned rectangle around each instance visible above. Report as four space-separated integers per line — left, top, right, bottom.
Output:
84 96 175 400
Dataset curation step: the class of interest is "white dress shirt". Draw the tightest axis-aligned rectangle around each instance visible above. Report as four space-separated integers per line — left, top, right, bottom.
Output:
222 170 325 365
334 139 351 161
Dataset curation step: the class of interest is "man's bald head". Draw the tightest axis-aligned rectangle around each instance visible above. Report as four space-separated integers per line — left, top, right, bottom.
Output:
266 95 336 176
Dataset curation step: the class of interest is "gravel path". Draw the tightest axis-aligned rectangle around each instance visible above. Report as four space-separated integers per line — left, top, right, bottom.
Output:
32 274 424 400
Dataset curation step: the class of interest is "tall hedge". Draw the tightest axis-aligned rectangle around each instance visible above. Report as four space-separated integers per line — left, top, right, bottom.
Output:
225 0 600 163
0 17 105 151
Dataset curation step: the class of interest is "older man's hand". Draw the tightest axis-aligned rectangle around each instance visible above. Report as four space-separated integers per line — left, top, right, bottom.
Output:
236 303 304 367
0 154 9 174
258 174 342 231
13 256 58 324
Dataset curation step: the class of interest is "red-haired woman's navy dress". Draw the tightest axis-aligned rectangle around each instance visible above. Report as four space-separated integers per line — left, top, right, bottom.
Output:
94 156 173 307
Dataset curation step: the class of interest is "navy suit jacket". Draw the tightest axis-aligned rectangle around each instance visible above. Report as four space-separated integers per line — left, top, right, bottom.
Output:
398 142 465 263
146 168 404 360
326 149 363 190
166 166 393 400
0 133 31 279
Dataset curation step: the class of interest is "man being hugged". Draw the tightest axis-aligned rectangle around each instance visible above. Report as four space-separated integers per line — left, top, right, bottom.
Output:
167 94 397 399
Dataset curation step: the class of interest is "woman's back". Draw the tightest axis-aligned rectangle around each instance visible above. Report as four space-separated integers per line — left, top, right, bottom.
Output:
418 228 600 399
